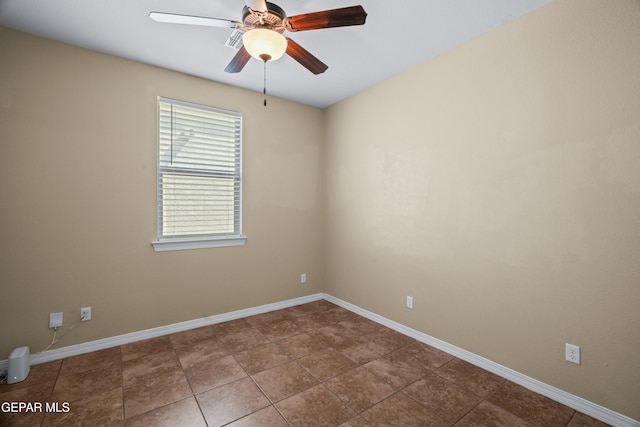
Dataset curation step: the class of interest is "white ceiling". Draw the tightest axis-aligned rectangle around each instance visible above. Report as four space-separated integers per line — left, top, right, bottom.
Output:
0 0 551 108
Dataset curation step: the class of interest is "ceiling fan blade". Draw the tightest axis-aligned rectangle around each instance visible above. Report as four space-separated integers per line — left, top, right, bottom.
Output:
224 46 252 73
285 38 328 75
149 12 241 29
244 0 268 13
285 6 367 32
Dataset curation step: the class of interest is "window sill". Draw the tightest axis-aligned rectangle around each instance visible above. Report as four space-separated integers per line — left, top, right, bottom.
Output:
152 235 247 252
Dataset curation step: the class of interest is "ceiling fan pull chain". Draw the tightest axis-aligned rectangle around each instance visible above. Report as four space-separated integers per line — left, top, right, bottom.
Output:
263 59 267 106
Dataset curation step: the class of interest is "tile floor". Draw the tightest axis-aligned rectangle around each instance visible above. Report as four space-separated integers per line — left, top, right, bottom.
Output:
0 300 611 426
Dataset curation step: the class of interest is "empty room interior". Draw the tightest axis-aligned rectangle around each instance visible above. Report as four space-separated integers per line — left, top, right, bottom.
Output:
1 0 639 425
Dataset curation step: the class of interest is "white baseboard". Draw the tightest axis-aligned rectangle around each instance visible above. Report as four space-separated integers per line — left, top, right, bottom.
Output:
0 293 324 371
1 292 637 427
323 294 640 427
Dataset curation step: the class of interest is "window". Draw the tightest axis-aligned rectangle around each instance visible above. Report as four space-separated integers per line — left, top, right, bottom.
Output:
152 97 245 251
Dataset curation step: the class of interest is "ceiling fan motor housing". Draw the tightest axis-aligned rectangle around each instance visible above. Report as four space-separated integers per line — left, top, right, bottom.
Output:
242 2 286 33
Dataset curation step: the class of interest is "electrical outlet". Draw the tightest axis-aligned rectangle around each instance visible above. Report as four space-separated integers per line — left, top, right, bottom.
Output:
565 343 580 364
49 312 63 328
81 307 91 321
301 273 307 284
406 296 414 309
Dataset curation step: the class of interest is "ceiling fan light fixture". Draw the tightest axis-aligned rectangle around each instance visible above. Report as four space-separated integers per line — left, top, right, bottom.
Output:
242 28 287 62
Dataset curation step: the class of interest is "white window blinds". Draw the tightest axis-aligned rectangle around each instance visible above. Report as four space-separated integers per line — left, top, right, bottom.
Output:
157 97 242 241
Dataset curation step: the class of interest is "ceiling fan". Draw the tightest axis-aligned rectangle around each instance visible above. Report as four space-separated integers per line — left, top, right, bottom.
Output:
149 0 367 75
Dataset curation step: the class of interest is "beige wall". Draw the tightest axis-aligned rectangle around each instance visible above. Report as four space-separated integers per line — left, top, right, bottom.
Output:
324 0 640 419
0 27 325 357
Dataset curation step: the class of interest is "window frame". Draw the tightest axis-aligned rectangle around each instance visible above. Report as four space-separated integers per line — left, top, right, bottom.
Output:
152 97 246 252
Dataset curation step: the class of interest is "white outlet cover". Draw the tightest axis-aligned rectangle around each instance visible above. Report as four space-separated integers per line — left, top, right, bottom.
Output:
565 343 581 364
49 312 63 328
406 296 414 309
